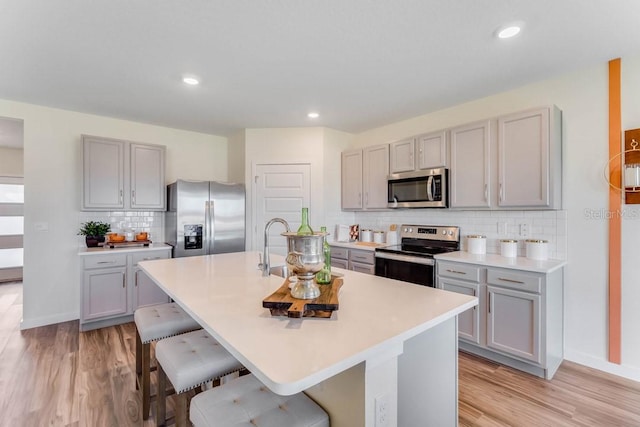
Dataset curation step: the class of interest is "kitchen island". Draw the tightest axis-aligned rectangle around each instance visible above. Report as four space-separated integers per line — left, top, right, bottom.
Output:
139 251 477 427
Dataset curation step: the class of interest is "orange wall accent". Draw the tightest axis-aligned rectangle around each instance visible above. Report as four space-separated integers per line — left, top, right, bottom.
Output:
608 58 622 364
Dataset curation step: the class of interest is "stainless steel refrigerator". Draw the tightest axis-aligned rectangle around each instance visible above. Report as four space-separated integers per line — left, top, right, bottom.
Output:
165 180 245 258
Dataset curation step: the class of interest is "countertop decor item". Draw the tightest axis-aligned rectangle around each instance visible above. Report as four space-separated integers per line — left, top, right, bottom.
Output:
500 239 518 257
466 235 486 254
78 221 111 247
283 231 327 299
262 276 343 318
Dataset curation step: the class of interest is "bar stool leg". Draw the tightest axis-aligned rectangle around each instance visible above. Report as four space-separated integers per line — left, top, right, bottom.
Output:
175 391 190 427
142 341 151 420
157 364 167 427
135 330 142 390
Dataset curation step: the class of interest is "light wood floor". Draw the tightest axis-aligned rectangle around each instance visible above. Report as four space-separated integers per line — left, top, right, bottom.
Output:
2 282 640 427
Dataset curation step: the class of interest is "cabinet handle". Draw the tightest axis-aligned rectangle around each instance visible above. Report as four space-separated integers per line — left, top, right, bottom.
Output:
365 192 369 206
97 261 116 264
488 293 491 314
499 183 503 202
135 271 138 287
484 184 488 201
446 269 467 275
120 190 123 204
143 257 161 261
122 272 126 288
497 277 525 284
132 190 136 204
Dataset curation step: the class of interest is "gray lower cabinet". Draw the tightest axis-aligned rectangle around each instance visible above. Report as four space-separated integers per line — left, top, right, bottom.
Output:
330 246 375 275
436 260 563 379
80 248 171 331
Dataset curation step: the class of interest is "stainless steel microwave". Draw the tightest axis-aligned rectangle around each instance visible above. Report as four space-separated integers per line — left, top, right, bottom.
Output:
387 167 448 208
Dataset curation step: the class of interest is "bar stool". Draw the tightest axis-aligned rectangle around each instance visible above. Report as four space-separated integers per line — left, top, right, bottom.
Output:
134 303 201 420
155 329 245 427
190 374 330 427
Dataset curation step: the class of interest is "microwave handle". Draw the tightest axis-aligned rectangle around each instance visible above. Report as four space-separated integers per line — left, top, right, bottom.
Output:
426 175 434 201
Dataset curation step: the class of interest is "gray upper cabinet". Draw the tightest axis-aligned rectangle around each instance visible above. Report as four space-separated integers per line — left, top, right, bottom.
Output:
82 135 166 211
389 138 415 173
82 136 125 210
341 144 389 210
450 120 492 208
130 143 166 210
498 106 561 208
389 130 447 174
416 130 447 169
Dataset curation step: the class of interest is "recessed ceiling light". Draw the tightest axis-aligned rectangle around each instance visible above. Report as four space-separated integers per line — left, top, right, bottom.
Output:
307 112 320 119
182 76 200 85
498 25 520 39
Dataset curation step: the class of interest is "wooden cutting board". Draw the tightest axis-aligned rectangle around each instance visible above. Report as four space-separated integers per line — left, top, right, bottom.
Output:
262 277 343 318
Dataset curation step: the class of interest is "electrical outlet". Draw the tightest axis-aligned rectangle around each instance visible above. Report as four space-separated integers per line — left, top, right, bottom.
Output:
375 394 390 427
519 222 530 237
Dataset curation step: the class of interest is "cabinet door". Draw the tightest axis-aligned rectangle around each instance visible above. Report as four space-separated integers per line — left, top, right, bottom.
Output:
82 267 127 320
417 131 447 169
439 278 480 344
363 144 390 209
389 138 415 173
487 285 541 363
331 258 349 269
82 136 125 210
450 121 491 208
341 150 363 210
130 143 166 210
498 108 550 207
134 268 169 309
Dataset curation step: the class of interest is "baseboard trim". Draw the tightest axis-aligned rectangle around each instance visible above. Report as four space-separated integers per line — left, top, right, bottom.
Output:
20 312 78 330
564 349 640 382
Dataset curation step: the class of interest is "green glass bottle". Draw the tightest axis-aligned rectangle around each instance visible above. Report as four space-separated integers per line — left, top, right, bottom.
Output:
297 207 314 235
316 226 332 284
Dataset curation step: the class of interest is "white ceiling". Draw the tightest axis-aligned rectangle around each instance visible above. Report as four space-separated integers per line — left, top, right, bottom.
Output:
0 1 639 139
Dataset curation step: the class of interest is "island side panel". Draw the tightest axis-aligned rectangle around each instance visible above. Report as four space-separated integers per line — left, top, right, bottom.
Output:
305 363 365 427
398 316 458 427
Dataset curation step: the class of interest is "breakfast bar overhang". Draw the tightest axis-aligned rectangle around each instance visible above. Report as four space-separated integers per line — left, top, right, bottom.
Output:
140 251 477 427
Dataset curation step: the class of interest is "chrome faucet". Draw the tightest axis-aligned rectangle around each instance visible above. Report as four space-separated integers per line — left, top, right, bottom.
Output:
259 218 290 276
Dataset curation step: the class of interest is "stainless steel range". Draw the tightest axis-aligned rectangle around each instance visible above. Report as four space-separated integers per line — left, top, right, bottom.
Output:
374 225 460 287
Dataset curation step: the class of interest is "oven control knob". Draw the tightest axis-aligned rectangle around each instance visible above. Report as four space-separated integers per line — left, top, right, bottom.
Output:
448 230 453 235
442 230 447 235
407 227 412 233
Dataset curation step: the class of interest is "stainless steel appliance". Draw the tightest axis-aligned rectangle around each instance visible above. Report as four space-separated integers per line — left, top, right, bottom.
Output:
387 167 448 208
375 224 459 287
165 180 245 258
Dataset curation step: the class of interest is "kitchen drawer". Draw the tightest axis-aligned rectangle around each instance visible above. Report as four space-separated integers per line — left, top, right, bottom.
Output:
331 247 349 260
331 258 349 270
438 261 482 282
349 249 375 265
83 254 127 269
132 250 170 266
349 261 375 275
487 269 542 294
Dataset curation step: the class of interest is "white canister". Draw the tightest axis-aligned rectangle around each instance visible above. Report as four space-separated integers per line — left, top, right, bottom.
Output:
526 239 549 260
466 235 487 254
386 230 398 246
360 229 373 242
373 231 385 244
500 239 518 258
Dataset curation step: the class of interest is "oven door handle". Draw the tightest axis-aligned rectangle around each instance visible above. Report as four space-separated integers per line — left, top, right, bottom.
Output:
375 252 434 266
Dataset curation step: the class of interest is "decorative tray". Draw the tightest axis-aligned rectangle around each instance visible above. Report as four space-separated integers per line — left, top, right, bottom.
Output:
103 240 152 249
262 277 343 318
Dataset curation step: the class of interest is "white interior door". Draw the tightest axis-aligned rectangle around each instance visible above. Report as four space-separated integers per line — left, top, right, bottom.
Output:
254 164 311 257
0 177 24 282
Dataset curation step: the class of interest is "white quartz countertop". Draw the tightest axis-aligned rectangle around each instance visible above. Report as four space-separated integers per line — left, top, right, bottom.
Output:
434 251 567 273
139 251 477 395
78 243 171 256
329 241 387 251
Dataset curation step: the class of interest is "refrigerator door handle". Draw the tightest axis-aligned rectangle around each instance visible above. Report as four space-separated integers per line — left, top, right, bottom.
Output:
204 201 211 254
209 200 215 254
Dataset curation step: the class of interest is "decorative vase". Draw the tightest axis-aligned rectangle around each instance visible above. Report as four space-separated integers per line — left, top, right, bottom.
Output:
85 235 105 248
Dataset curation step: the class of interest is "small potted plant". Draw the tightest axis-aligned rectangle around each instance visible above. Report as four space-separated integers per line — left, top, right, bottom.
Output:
78 221 111 247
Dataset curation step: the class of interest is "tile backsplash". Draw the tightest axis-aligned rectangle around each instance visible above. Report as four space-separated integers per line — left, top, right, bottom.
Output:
77 211 165 246
353 210 567 260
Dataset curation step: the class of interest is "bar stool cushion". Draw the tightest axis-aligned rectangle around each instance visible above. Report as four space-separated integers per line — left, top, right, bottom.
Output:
156 329 244 394
134 303 200 343
190 374 329 427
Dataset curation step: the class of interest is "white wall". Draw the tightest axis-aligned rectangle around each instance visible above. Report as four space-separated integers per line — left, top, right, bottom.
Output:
351 57 640 381
227 131 246 184
0 99 228 329
0 147 24 176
